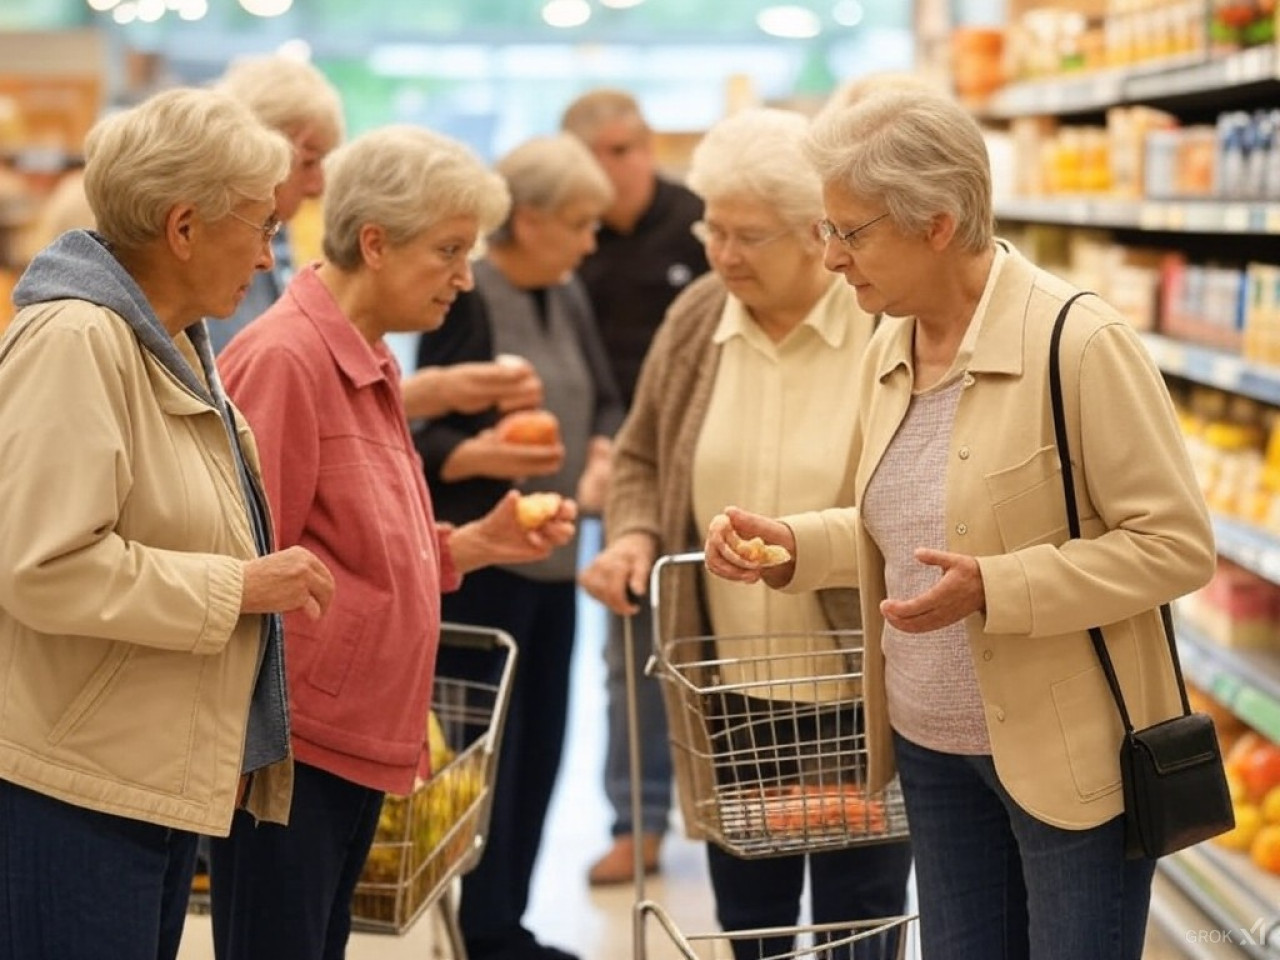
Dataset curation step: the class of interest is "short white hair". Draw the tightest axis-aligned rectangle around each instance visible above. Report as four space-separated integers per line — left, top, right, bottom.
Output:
805 87 994 253
321 125 511 270
489 134 614 246
83 87 291 252
216 55 345 148
685 107 822 231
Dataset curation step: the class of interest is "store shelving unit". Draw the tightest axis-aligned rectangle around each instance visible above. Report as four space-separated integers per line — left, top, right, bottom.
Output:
979 35 1280 958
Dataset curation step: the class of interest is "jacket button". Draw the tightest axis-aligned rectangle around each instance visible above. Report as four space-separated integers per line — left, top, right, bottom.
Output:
982 649 993 661
958 446 970 460
995 708 1006 722
956 522 968 535
963 373 976 387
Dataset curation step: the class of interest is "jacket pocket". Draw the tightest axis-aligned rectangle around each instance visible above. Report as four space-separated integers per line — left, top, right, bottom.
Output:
309 605 372 696
46 644 199 795
986 446 1073 551
1050 664 1123 801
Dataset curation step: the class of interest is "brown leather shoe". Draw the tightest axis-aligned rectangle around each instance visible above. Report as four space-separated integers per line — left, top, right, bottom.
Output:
586 832 661 886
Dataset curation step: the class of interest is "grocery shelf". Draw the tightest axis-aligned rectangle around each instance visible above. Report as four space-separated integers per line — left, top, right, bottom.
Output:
1158 844 1280 958
1151 868 1252 960
1138 333 1280 407
984 46 1277 119
995 198 1280 235
1176 611 1280 744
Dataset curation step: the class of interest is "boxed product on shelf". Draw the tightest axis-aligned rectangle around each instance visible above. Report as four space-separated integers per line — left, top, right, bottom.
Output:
1107 104 1177 198
1182 557 1280 649
1242 262 1280 367
1160 253 1247 350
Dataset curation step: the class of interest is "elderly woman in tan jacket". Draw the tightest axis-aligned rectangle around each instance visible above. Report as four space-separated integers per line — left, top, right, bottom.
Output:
580 107 912 960
706 87 1215 960
0 88 334 960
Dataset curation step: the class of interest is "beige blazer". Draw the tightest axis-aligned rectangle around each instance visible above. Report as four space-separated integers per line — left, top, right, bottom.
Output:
785 245 1215 828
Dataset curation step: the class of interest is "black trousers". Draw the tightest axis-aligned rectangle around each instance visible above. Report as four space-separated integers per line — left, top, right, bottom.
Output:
438 566 577 957
208 761 383 960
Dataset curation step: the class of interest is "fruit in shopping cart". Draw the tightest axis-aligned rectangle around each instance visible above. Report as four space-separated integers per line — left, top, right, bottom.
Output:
426 709 454 775
731 536 792 567
762 784 887 835
1236 740 1280 803
496 409 560 446
515 492 563 531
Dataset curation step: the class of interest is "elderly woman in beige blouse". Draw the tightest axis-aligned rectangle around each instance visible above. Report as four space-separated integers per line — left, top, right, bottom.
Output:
706 87 1215 960
579 107 912 960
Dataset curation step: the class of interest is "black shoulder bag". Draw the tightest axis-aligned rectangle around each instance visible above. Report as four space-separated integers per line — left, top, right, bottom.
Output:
1050 293 1235 860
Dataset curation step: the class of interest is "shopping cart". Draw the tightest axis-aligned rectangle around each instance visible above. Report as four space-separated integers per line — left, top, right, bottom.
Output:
625 552 916 959
350 622 517 954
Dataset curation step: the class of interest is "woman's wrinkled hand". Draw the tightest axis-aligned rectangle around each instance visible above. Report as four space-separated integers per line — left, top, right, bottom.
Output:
449 489 578 575
579 532 655 615
879 547 986 633
703 506 796 588
240 546 335 620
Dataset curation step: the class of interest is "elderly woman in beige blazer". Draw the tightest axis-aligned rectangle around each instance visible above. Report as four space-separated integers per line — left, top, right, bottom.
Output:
706 87 1215 960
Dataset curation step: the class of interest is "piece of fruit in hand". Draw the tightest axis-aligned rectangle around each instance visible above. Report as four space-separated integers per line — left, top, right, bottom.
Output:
516 492 563 530
733 535 792 566
496 409 560 445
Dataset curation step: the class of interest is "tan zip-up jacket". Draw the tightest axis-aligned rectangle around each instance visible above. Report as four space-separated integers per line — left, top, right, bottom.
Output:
785 246 1215 829
0 300 291 835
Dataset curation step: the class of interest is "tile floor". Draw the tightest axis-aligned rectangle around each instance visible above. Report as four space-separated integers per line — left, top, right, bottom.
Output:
177 523 1186 960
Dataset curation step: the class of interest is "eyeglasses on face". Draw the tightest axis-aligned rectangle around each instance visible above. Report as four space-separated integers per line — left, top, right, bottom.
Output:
690 220 790 252
227 210 284 243
815 212 889 250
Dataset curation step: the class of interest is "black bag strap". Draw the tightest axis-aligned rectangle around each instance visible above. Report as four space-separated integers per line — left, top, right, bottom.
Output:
1048 293 1193 735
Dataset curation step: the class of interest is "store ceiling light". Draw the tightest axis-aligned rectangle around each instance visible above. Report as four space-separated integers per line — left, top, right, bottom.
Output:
277 38 312 61
137 0 165 22
238 0 293 17
599 0 645 8
177 0 207 18
831 0 864 27
112 1 138 23
541 0 591 29
757 5 821 39
87 0 120 10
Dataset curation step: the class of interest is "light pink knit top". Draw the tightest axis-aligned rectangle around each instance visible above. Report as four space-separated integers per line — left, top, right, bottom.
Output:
861 375 992 755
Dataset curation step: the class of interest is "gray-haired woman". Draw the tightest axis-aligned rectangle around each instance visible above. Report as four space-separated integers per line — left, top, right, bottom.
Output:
414 132 624 960
579 106 912 960
706 86 1216 960
0 87 335 960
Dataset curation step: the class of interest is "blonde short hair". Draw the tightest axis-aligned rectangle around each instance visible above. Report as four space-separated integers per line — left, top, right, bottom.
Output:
685 108 822 232
806 87 993 253
321 125 511 270
216 55 345 148
560 88 647 143
83 87 291 252
489 134 614 246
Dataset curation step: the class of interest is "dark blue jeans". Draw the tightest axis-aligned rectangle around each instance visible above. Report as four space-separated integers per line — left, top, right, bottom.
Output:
0 778 199 960
208 761 384 960
892 732 1156 960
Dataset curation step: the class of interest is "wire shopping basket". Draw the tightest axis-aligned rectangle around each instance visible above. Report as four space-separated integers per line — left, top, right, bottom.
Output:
652 555 908 860
622 552 915 960
351 622 516 941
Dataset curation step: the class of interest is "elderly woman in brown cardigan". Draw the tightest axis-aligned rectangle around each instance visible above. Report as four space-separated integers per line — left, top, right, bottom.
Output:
579 107 911 960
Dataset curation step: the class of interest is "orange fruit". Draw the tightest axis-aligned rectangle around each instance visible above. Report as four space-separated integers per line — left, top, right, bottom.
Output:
496 409 560 446
515 492 562 531
1250 823 1280 874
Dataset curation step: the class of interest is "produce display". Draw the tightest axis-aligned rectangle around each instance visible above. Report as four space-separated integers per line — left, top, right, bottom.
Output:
1207 711 1280 875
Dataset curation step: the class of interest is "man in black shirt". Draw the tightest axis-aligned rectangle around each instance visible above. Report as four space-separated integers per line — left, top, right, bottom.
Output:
561 89 709 885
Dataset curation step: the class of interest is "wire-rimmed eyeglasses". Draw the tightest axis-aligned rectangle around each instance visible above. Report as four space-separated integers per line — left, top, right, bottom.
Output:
228 210 284 243
815 212 888 250
691 220 790 252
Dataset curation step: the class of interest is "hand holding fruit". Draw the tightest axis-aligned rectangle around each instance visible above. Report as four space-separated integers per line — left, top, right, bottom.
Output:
704 506 797 587
448 490 578 574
